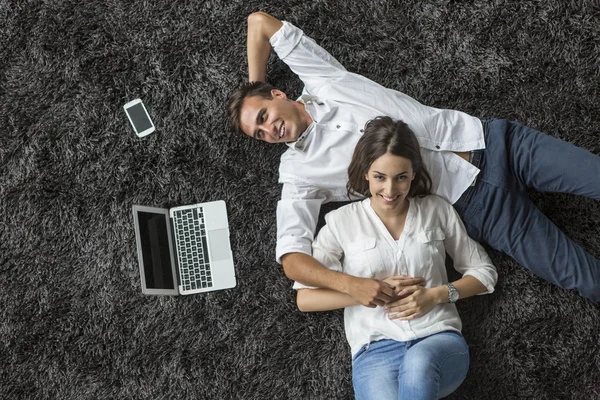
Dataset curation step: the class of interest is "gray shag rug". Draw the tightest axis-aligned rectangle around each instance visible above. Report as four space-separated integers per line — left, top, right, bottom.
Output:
1 1 599 399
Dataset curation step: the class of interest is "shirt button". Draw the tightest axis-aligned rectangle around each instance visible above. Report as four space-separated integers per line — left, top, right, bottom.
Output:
336 125 341 129
360 129 364 133
435 145 440 149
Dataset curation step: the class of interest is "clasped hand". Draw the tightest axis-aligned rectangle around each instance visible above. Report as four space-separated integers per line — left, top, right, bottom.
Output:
348 275 436 320
383 276 437 321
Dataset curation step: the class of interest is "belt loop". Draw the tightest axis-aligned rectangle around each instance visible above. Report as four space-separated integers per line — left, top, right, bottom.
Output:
481 118 488 143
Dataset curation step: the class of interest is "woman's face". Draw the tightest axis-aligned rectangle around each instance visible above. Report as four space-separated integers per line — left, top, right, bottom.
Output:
365 152 415 214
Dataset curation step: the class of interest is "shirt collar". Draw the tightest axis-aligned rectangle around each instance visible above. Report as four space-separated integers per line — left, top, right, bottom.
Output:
286 121 315 152
299 94 321 104
285 94 326 152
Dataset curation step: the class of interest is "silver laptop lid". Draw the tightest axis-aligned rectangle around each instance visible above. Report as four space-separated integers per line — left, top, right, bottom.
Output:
132 205 179 295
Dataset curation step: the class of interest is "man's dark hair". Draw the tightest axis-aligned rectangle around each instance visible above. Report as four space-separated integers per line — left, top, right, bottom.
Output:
347 116 432 198
226 81 275 135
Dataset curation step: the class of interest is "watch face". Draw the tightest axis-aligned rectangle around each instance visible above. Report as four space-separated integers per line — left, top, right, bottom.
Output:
450 290 459 302
448 284 459 302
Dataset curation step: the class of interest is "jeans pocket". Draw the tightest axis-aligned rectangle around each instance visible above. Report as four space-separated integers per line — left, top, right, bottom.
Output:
460 198 484 242
352 343 369 363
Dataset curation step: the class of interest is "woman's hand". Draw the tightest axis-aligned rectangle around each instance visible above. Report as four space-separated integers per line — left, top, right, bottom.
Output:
384 285 442 321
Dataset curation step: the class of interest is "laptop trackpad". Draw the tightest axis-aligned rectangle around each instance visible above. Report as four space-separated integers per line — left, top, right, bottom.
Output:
208 229 232 262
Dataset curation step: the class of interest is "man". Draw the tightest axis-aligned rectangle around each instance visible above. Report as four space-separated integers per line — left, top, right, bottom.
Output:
227 12 600 302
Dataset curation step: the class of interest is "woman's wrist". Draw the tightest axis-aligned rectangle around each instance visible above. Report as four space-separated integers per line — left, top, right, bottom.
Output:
431 285 449 304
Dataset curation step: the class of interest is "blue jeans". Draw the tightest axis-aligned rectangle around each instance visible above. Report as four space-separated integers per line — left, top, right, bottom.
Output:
454 119 600 301
352 332 469 400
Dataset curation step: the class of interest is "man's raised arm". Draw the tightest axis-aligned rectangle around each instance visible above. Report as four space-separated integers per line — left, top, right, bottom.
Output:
247 12 283 82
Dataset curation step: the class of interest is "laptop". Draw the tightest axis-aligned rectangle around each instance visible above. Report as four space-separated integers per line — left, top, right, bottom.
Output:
132 200 236 295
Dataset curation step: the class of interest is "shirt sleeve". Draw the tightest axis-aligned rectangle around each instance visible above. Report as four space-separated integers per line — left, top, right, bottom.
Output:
292 211 344 290
269 21 347 94
438 198 498 293
276 181 331 264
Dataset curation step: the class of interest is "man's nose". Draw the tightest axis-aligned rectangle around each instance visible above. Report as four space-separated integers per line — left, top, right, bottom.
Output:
260 122 277 139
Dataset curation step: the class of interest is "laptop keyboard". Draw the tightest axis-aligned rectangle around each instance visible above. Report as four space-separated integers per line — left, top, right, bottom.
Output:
172 207 213 291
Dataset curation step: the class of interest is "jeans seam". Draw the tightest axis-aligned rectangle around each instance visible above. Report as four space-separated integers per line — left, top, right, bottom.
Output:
477 175 528 197
441 348 469 363
434 347 469 398
438 334 469 371
461 178 530 227
352 342 371 362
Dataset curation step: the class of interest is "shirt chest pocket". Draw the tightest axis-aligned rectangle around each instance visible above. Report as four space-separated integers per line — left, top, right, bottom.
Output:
414 228 446 270
344 238 387 278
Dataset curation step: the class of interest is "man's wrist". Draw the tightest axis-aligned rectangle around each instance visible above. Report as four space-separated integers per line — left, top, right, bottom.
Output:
338 273 357 295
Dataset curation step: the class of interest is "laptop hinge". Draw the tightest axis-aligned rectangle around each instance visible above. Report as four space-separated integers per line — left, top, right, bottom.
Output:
169 216 182 287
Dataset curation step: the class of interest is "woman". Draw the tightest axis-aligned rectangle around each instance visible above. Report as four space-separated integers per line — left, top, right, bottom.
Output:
294 116 498 400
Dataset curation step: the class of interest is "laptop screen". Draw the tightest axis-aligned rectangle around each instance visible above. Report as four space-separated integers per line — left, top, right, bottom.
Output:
137 211 175 289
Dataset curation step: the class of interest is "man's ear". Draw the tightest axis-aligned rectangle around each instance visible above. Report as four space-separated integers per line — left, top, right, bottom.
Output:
271 89 287 99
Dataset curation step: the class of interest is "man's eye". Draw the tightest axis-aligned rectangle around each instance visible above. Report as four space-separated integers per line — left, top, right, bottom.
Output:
262 114 266 122
257 130 263 139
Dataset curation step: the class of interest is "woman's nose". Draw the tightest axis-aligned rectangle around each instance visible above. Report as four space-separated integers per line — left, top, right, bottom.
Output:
384 179 394 193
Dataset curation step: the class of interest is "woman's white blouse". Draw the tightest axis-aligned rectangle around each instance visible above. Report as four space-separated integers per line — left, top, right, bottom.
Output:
293 195 497 357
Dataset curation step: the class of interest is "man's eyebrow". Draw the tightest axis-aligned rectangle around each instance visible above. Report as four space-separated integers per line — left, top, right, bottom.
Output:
253 108 267 139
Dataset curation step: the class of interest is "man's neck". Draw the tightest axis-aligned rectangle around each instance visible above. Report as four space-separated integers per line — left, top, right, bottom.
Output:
296 100 314 127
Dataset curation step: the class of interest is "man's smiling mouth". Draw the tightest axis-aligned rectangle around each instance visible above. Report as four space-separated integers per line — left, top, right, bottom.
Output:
279 122 285 138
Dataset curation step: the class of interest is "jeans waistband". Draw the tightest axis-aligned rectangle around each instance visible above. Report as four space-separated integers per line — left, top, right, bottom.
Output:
454 120 488 211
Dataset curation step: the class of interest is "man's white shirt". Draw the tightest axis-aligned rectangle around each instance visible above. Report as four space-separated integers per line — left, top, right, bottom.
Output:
272 21 487 262
293 196 497 357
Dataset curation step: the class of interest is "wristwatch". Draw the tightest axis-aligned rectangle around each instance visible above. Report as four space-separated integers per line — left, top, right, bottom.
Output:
447 283 459 303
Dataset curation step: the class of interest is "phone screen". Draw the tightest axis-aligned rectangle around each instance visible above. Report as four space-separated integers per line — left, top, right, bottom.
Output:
127 102 153 133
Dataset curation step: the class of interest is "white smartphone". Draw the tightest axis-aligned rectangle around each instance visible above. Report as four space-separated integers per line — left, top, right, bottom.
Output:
124 98 155 137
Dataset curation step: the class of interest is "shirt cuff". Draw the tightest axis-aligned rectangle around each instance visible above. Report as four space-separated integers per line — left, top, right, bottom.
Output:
269 21 304 60
276 235 312 264
463 271 497 294
292 281 319 290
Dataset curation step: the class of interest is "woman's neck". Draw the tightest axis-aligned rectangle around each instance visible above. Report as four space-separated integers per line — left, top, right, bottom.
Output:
371 198 410 240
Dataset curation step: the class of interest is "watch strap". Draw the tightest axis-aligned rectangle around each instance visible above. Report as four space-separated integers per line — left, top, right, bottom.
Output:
447 283 459 303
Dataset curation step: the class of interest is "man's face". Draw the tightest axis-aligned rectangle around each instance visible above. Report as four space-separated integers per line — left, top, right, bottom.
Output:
239 89 309 143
